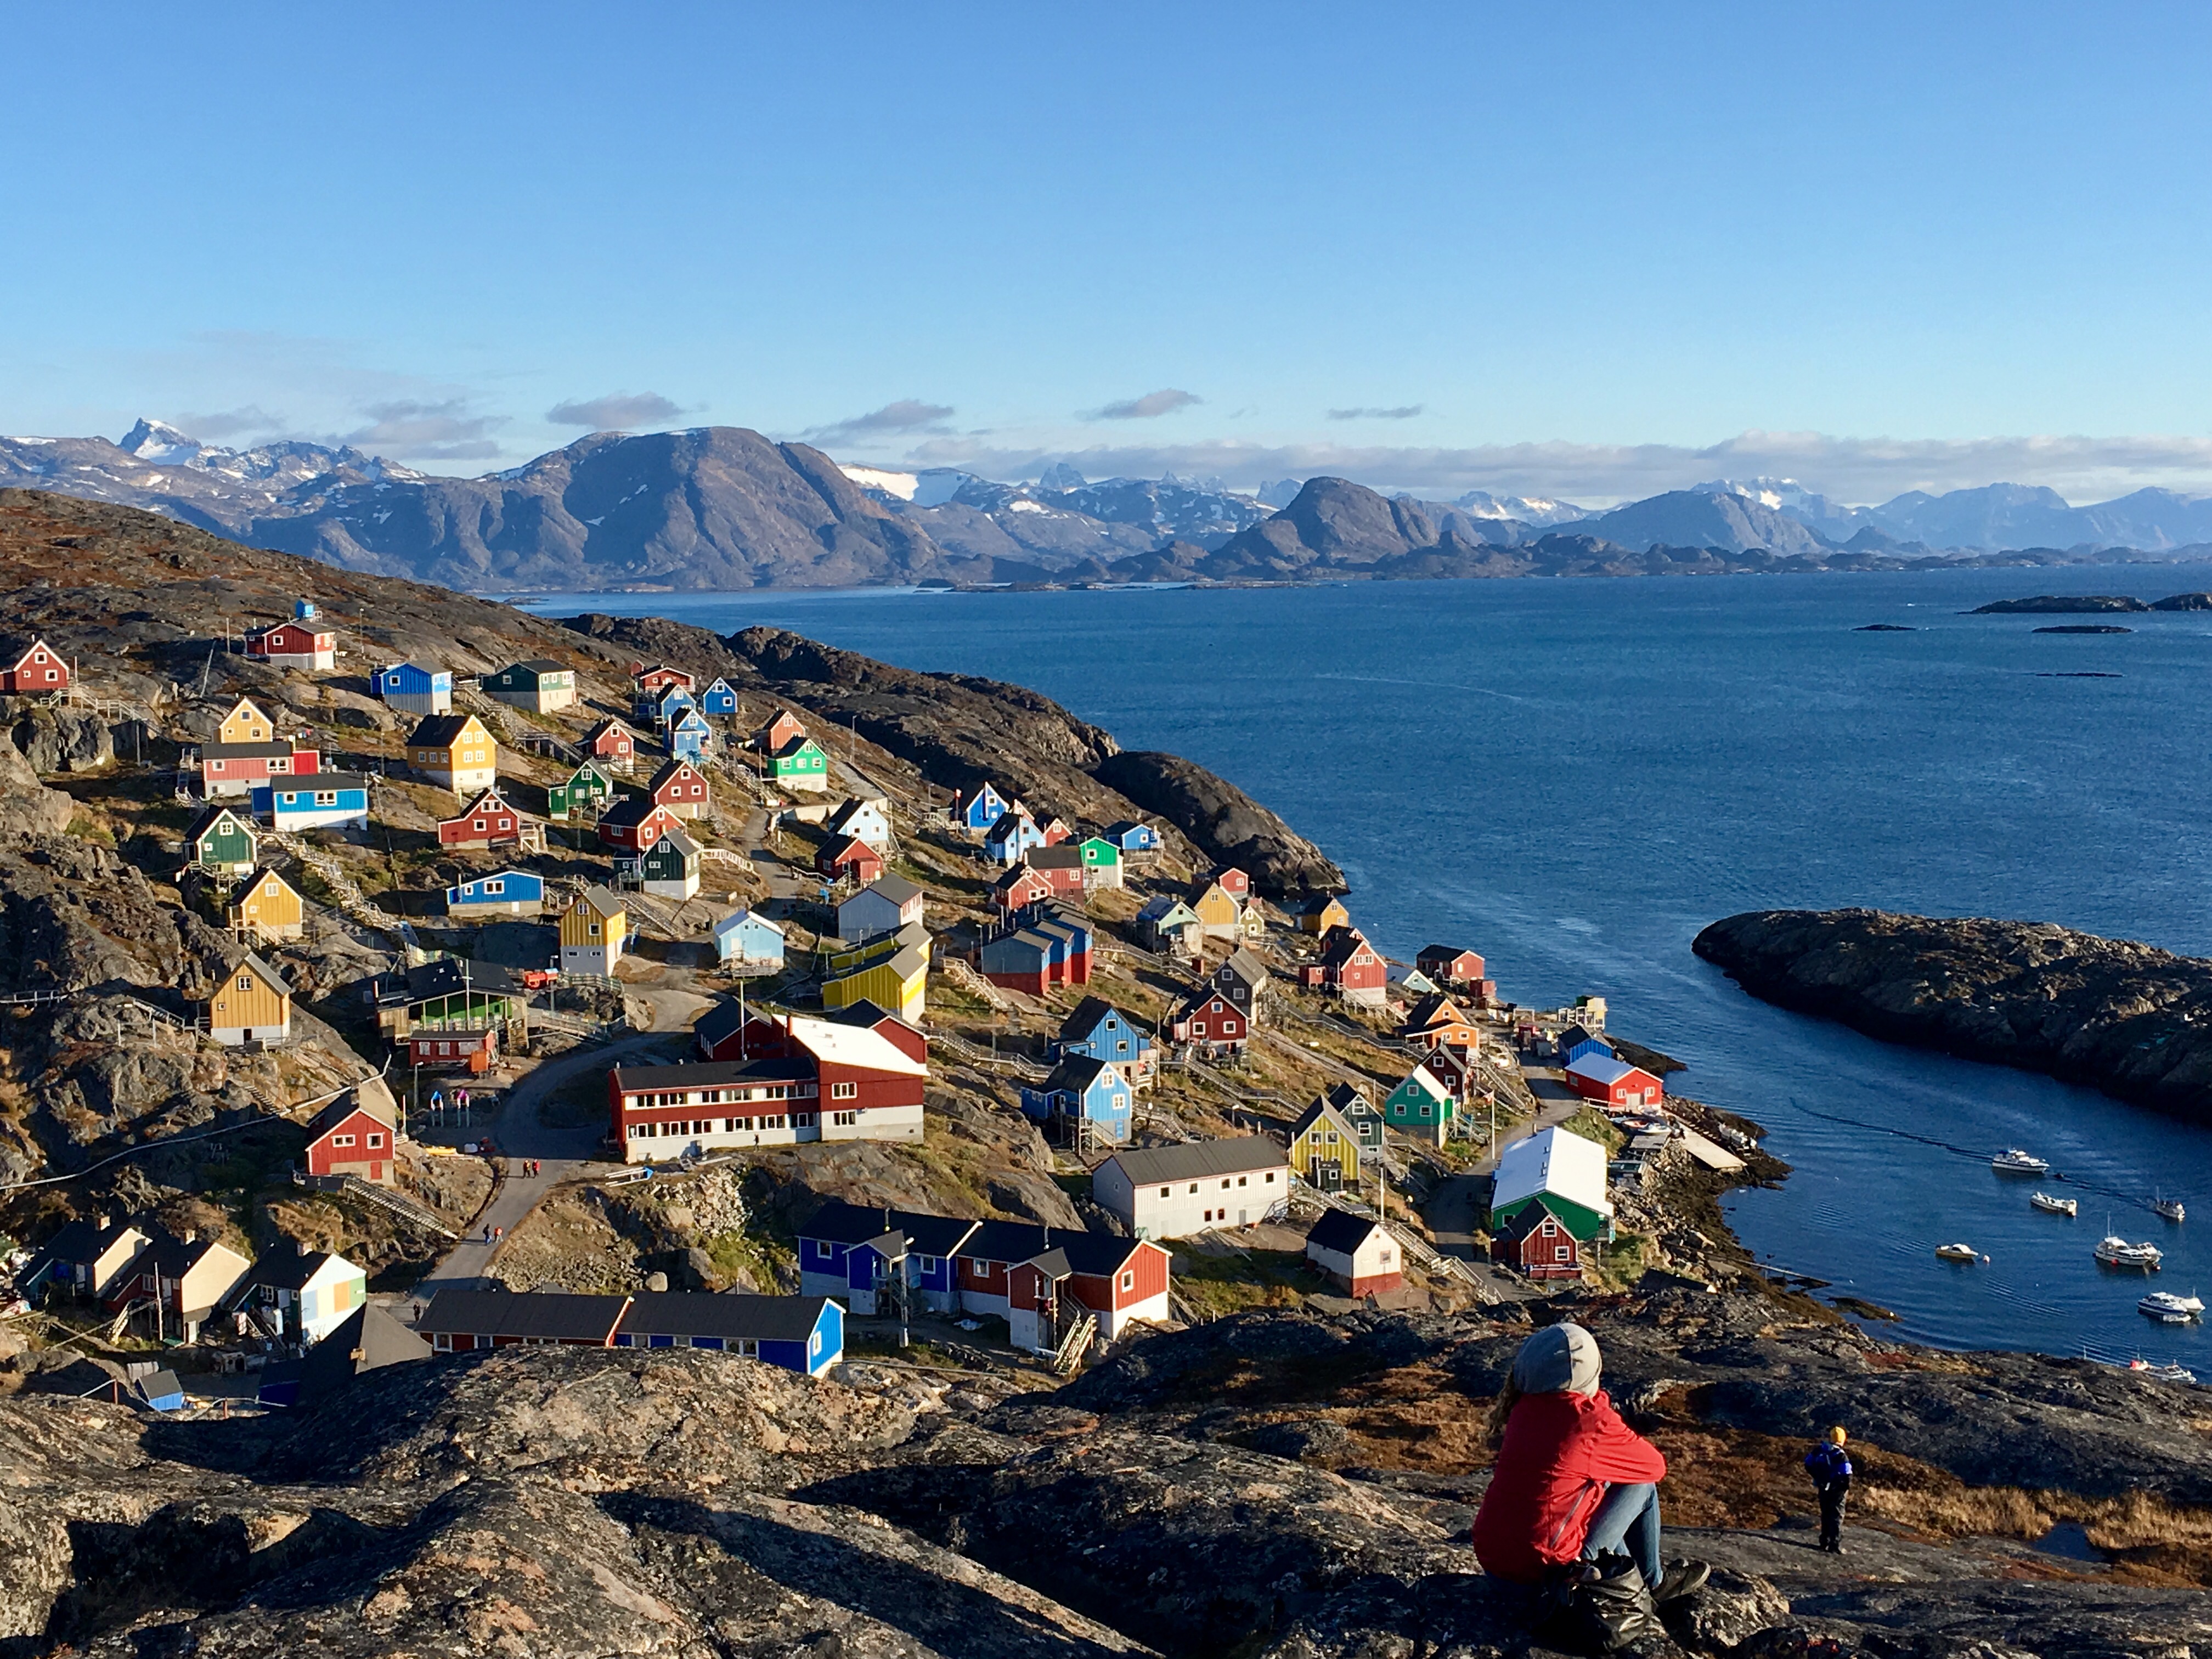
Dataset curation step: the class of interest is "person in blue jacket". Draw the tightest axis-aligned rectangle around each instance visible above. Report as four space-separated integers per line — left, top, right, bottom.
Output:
1805 1426 1852 1553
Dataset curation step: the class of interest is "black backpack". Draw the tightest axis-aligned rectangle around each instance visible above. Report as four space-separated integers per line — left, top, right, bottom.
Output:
1536 1553 1666 1655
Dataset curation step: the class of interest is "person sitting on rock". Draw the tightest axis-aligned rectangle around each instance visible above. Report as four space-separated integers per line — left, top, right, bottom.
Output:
1805 1426 1852 1554
1471 1322 1709 1604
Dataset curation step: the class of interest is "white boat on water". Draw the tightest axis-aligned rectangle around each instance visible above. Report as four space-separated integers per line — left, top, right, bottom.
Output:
2154 1197 2187 1222
2096 1234 2165 1270
1934 1243 1983 1262
1992 1149 2051 1175
2131 1358 2199 1384
2141 1291 2204 1323
2030 1192 2078 1216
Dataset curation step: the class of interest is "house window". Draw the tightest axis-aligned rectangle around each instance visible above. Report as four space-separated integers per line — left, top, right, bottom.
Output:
1555 1245 1571 1263
367 1134 384 1148
833 1110 857 1126
332 1134 356 1147
1191 1021 1206 1036
210 760 225 772
1120 1270 1135 1291
630 1124 649 1138
314 791 336 806
237 974 253 991
1159 1186 1171 1198
485 879 503 894
830 1081 857 1101
1221 1179 1232 1190
1188 1183 1199 1194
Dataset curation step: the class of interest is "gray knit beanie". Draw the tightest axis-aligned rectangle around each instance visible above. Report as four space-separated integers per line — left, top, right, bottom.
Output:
1510 1322 1601 1396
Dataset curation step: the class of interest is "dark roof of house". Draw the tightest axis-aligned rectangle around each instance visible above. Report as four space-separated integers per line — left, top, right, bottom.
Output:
1558 1024 1608 1051
25 1215 144 1278
311 1089 396 1136
821 999 901 1031
1305 1209 1381 1256
406 714 479 748
402 958 522 1001
1291 1096 1357 1142
269 771 369 794
1418 943 1478 961
416 1288 630 1341
1038 1232 1146 1277
584 718 634 742
1103 819 1146 837
613 1057 813 1092
126 1226 237 1280
649 827 702 861
694 999 748 1051
511 658 568 675
821 835 876 863
985 809 1034 838
647 757 703 788
1107 1137 1286 1184
1325 1082 1372 1115
798 1199 979 1258
1028 844 1085 870
245 1247 347 1293
850 872 922 907
186 804 255 840
1024 1246 1071 1280
598 795 670 829
620 1292 833 1343
1038 1054 1116 1095
262 1302 432 1407
1402 992 1470 1029
199 740 300 761
960 1219 1052 1265
772 733 820 758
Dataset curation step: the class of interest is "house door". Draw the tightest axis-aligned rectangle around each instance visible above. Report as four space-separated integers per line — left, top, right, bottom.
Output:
1237 1208 1248 1225
1317 1159 1342 1193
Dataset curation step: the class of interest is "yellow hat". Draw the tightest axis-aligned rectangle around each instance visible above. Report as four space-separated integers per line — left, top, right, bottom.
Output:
1828 1426 1848 1445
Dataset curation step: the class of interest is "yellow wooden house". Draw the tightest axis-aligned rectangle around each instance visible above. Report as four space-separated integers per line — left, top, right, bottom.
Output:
560 885 628 976
207 952 292 1047
218 696 277 745
823 940 928 1025
1287 1095 1362 1194
1192 881 1243 941
1296 895 1351 936
227 867 305 941
407 712 498 795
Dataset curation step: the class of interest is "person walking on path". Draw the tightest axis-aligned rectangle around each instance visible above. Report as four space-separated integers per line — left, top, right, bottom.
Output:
1806 1426 1853 1554
1470 1323 1709 1604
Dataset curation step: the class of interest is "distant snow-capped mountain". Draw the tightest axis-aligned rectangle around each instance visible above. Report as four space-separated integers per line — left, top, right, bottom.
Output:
1452 488 1589 527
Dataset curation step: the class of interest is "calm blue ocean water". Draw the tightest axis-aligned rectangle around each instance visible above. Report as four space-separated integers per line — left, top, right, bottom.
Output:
525 568 2212 1362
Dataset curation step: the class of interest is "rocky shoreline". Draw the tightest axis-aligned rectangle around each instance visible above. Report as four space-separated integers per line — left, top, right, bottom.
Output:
1695 906 2212 1122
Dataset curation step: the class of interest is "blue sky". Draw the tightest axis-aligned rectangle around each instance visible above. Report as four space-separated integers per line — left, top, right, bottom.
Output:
5 3 2210 505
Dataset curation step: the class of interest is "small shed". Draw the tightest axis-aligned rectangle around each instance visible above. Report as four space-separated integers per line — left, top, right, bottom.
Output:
1305 1209 1401 1297
837 873 923 942
816 835 883 885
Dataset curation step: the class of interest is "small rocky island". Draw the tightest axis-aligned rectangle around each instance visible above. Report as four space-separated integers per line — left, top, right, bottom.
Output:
1971 595 2149 613
2033 624 2132 634
1695 907 2212 1121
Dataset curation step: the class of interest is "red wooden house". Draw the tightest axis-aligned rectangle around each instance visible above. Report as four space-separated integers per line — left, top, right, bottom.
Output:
1024 845 1088 898
598 797 682 853
754 708 807 753
1169 989 1248 1055
1492 1199 1585 1281
1421 1043 1477 1102
1565 1053 1665 1111
1298 924 1388 1007
583 718 638 772
1038 816 1073 847
1214 866 1251 899
1007 1234 1171 1348
244 619 336 670
409 1025 502 1074
647 757 712 819
0 637 69 694
631 664 695 696
991 865 1055 911
1416 945 1487 987
437 785 531 848
304 1095 397 1186
817 835 883 884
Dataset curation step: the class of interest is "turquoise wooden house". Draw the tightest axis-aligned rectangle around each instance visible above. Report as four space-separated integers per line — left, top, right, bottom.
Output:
699 677 740 716
668 707 712 759
1383 1063 1455 1143
548 759 616 821
767 735 830 791
186 805 260 876
956 782 1009 834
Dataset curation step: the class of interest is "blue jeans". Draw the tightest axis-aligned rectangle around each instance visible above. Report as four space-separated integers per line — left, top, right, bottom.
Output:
1581 1481 1662 1591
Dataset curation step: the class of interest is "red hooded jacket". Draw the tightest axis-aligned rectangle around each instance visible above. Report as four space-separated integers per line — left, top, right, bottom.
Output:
1471 1389 1668 1582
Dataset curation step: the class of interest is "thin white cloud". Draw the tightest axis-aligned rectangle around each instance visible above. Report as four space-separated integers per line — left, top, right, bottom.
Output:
1090 388 1201 421
546 391 685 429
342 398 508 462
168 404 288 442
1327 405 1425 421
898 430 2212 507
802 400 955 448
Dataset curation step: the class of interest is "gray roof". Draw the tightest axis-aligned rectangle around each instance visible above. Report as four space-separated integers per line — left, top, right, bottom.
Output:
1217 947 1270 989
1105 1136 1286 1185
620 1291 833 1344
416 1288 628 1342
853 873 922 907
238 951 294 995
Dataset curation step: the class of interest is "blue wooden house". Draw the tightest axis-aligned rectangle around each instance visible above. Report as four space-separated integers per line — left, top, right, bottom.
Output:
668 707 712 759
795 1200 981 1316
984 809 1045 865
1019 1054 1134 1143
371 662 452 716
1056 997 1154 1084
654 682 696 724
252 774 370 832
699 677 740 716
444 868 545 918
613 1292 843 1376
1557 1025 1613 1067
713 907 786 967
1102 819 1160 853
956 782 1009 835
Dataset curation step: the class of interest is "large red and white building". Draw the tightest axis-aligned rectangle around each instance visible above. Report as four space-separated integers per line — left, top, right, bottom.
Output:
949 1219 1171 1346
610 1012 926 1161
1565 1052 1664 1111
245 619 337 670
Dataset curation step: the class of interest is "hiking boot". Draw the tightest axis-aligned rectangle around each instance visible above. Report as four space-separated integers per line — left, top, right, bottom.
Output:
1655 1559 1711 1604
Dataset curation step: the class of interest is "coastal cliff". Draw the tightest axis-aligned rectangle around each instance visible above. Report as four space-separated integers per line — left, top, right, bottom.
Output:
1695 907 2212 1120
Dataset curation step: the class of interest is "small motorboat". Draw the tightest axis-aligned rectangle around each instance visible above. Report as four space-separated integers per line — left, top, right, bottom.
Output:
2154 1197 2187 1222
2030 1192 2078 1216
2096 1235 2165 1269
1991 1149 2051 1175
2131 1358 2199 1384
1934 1243 1984 1262
2140 1291 2203 1323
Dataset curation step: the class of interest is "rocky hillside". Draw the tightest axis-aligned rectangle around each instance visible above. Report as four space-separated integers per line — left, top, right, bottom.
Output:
1695 907 2212 1121
7 1292 2211 1655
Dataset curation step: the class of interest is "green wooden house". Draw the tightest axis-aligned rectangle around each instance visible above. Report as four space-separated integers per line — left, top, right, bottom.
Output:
548 759 616 821
1488 1125 1613 1242
1076 836 1124 888
186 805 260 877
1382 1062 1454 1143
768 735 831 793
